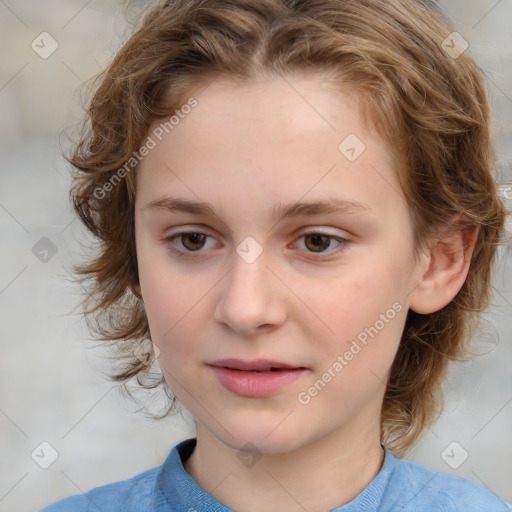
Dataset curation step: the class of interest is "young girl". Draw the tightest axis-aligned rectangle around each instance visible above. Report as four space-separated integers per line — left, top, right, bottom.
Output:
40 0 511 510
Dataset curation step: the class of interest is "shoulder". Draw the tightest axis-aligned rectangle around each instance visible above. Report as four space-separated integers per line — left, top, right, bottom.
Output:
37 465 161 512
385 454 512 512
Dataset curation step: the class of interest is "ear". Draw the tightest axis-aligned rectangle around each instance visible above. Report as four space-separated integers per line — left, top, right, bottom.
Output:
408 217 479 315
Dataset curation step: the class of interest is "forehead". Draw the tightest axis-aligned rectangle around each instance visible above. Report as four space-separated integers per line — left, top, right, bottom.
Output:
136 74 406 222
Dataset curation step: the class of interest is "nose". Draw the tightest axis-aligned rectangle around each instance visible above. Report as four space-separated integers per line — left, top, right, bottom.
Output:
213 249 287 336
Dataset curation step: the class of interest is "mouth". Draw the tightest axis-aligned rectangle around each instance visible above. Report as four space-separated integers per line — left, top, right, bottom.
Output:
208 358 306 372
207 359 308 397
226 368 293 373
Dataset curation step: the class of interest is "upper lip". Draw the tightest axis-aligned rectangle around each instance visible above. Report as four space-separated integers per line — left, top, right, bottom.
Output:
208 358 305 371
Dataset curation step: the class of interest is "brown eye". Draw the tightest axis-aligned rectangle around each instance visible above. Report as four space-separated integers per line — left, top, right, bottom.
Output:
295 231 348 257
179 233 207 251
303 234 334 253
164 230 221 258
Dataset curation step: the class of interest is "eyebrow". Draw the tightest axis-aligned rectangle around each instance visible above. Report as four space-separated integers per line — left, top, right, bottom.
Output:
142 196 371 222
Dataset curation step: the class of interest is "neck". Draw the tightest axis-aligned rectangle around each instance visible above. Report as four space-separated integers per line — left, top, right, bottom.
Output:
183 418 385 512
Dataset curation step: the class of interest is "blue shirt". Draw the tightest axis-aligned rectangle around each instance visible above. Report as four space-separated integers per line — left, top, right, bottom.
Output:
39 437 512 511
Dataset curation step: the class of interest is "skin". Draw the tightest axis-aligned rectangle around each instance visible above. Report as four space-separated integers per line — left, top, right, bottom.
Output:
133 73 477 512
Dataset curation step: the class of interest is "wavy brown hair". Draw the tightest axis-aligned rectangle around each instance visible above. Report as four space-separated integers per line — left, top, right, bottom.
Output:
67 0 508 456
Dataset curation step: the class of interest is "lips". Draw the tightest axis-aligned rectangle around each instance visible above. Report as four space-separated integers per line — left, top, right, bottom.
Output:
207 358 307 397
208 358 304 372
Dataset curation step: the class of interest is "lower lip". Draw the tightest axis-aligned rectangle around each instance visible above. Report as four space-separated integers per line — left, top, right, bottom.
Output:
209 366 306 397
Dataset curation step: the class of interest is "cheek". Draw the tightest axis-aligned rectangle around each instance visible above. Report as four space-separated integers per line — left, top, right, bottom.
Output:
312 253 408 379
311 295 406 414
322 263 404 335
136 244 199 354
143 284 200 356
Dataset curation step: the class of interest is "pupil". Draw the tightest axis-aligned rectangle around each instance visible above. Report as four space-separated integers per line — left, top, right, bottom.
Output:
184 233 205 250
307 234 330 252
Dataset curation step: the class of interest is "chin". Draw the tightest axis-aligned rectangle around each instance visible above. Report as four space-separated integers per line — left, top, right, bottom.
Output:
208 418 313 456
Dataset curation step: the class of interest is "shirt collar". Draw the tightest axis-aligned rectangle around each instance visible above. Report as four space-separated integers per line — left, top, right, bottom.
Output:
152 437 396 511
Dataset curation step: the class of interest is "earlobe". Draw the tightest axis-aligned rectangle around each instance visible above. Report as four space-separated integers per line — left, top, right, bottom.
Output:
408 222 478 315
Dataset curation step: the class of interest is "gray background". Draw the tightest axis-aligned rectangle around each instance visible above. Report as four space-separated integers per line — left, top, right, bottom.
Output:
0 1 511 511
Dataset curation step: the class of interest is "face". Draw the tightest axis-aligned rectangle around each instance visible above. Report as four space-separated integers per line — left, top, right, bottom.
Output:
134 74 426 454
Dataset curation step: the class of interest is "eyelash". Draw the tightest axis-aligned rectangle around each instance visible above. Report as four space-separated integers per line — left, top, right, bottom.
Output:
164 230 349 259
